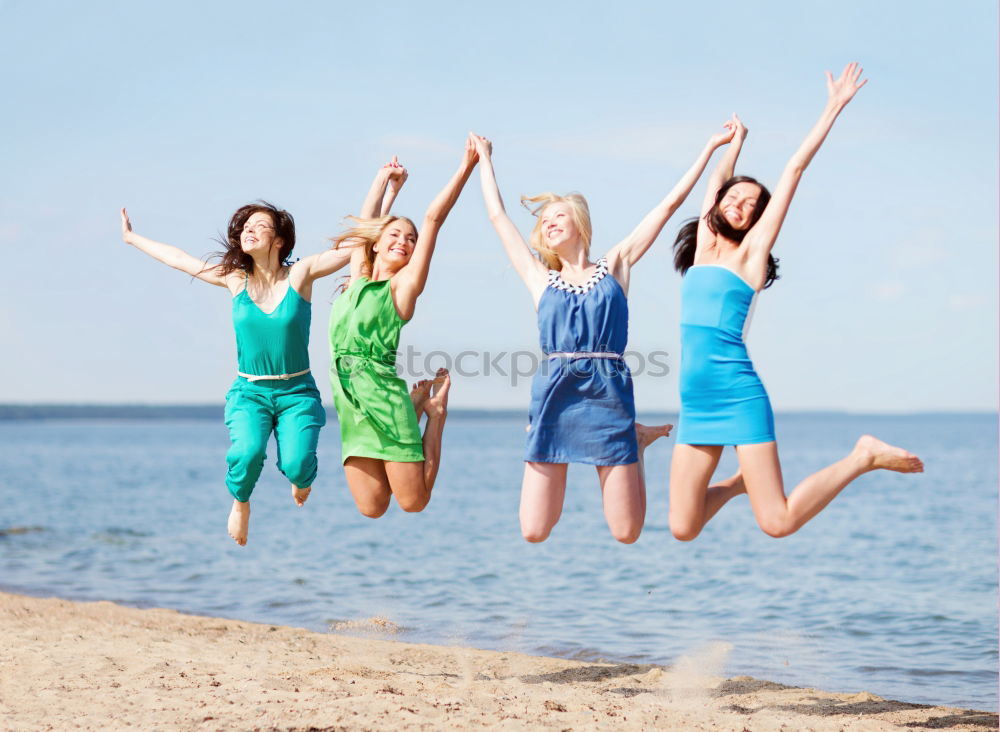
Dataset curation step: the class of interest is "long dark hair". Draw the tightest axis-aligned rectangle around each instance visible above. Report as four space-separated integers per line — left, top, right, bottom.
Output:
211 201 296 277
673 176 780 289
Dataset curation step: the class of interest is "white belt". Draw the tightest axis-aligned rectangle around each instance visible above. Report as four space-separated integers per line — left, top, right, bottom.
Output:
238 368 311 383
547 351 623 360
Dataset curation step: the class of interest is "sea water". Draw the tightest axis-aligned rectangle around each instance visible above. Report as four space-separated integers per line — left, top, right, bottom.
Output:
0 411 995 710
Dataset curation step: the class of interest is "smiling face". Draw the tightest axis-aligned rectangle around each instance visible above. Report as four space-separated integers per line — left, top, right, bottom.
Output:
240 211 279 254
539 202 581 251
374 218 418 266
718 182 762 231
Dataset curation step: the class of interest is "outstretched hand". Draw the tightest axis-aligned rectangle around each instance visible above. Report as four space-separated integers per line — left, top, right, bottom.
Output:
120 207 134 243
826 62 867 108
468 132 492 161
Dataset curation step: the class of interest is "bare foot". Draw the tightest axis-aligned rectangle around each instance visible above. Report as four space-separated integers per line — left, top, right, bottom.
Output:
636 422 672 450
855 435 924 473
424 368 451 419
292 485 311 507
410 379 433 417
228 500 250 546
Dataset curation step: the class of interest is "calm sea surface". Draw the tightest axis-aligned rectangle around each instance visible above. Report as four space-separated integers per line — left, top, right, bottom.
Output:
0 411 995 711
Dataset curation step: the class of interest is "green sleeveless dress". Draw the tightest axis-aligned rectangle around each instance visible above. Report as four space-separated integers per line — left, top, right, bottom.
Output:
329 277 423 464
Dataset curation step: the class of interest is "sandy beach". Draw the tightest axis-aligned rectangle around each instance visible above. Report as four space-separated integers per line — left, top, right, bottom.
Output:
0 592 994 730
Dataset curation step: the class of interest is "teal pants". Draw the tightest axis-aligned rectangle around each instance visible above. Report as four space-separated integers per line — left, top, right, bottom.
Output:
224 374 327 503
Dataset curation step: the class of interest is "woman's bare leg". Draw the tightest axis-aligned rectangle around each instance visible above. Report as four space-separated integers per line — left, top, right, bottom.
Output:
520 462 568 542
595 422 672 544
343 457 392 518
596 463 644 544
419 370 450 496
382 369 451 513
669 443 729 541
737 435 923 538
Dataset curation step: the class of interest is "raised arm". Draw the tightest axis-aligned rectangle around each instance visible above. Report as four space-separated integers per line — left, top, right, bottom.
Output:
120 208 227 287
391 139 479 320
380 156 408 216
700 114 746 218
608 121 737 272
692 115 747 255
294 159 408 293
745 63 867 258
470 133 549 304
359 156 407 219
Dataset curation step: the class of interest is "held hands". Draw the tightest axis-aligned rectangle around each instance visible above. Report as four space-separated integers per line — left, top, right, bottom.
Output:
468 132 492 161
461 134 480 169
709 114 748 148
826 62 867 109
383 155 408 192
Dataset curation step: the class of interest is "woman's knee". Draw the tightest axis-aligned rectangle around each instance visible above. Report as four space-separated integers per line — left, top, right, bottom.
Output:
520 515 556 543
669 515 702 542
521 526 551 543
357 496 391 519
758 521 794 539
756 513 794 538
396 492 429 513
226 441 266 502
280 451 318 488
227 438 266 468
611 523 642 544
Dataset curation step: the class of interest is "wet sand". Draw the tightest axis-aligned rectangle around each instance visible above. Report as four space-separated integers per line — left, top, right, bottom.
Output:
1 592 995 730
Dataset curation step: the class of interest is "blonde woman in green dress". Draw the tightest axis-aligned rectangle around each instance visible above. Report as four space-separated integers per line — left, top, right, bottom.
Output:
330 139 478 517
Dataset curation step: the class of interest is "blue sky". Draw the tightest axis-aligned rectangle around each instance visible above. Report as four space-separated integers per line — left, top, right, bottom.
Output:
0 0 995 411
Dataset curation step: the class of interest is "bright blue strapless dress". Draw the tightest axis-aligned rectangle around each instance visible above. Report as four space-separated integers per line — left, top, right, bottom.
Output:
677 265 775 445
526 258 638 465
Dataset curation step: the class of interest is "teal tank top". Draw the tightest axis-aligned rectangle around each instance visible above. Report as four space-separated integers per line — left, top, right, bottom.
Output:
232 277 311 376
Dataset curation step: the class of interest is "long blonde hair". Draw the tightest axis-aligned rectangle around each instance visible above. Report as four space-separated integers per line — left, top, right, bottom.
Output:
520 192 592 271
330 215 418 282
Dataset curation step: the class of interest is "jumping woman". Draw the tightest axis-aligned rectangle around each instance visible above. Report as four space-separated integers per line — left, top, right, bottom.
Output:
471 126 736 544
328 138 478 518
668 63 923 542
120 160 406 546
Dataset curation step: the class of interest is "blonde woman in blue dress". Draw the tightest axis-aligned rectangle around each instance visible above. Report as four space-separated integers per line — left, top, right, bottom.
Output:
668 64 923 542
471 128 737 544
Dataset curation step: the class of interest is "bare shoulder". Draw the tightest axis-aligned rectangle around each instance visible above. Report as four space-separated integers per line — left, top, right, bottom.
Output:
288 256 312 282
219 268 245 294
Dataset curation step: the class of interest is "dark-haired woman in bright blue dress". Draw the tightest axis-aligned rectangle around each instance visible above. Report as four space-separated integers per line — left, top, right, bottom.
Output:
669 64 923 543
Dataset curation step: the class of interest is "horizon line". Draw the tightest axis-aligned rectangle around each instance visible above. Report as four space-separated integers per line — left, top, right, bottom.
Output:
0 404 995 420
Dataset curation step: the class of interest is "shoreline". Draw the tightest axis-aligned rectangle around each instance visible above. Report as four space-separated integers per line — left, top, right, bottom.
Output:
3 592 995 731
